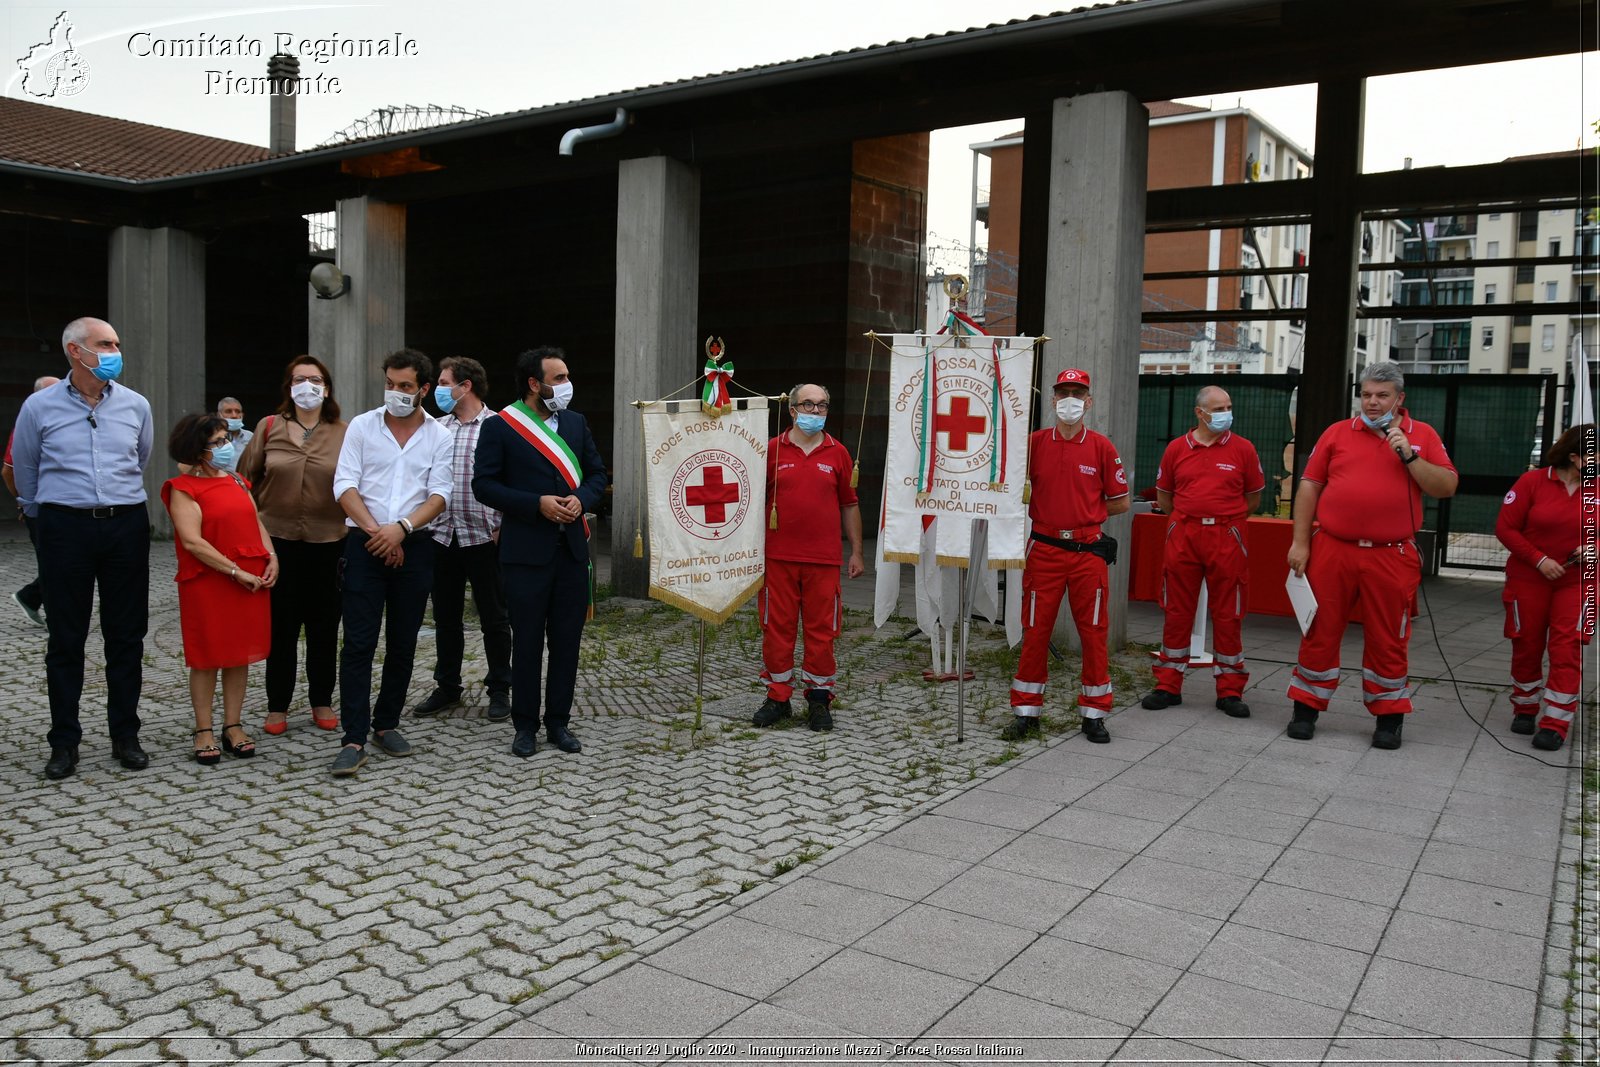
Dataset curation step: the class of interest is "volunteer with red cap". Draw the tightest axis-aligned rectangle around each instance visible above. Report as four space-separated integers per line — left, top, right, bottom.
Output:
1005 368 1130 744
1142 385 1265 717
1285 362 1458 749
1495 422 1595 752
753 382 865 733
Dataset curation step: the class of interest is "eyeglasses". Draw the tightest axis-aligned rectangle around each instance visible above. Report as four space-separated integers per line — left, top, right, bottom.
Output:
291 374 326 386
206 438 228 449
795 401 830 413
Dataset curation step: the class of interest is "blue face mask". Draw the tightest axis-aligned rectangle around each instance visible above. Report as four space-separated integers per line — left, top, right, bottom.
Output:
224 417 243 432
1206 410 1233 433
1360 409 1395 431
209 440 237 471
795 413 826 435
80 346 123 382
435 385 457 414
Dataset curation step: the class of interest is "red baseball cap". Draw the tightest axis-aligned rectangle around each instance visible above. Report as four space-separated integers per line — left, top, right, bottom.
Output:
1055 368 1091 388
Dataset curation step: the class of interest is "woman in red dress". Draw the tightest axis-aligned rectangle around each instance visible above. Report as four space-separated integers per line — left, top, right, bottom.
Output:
1496 423 1595 752
162 414 277 764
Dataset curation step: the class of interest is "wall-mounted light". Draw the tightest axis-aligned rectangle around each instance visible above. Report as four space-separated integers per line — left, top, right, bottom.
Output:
309 262 351 300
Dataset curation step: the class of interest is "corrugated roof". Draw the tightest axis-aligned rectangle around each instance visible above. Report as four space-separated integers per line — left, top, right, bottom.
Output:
0 96 269 179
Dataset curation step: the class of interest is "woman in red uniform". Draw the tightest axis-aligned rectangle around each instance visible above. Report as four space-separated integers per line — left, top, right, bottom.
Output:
1495 423 1595 751
162 414 277 764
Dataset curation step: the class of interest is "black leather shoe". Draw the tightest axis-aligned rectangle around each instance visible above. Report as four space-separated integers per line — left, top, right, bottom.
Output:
411 687 462 717
547 725 582 754
1532 727 1564 751
1510 714 1536 735
44 746 78 780
1372 713 1404 750
1216 696 1251 718
111 736 149 770
807 700 833 732
1141 689 1182 710
999 715 1040 741
1081 717 1110 744
486 691 512 722
1286 701 1318 740
511 730 539 758
752 698 791 727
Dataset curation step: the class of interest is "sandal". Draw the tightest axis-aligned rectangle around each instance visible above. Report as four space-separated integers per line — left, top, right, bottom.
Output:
194 728 221 765
263 712 288 736
221 723 256 758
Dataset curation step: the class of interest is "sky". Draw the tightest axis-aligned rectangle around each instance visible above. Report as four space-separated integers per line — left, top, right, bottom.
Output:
5 0 1595 274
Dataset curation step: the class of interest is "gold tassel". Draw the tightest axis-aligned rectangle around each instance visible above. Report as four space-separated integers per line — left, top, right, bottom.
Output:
1022 480 1032 504
850 462 859 489
632 531 643 558
769 505 778 530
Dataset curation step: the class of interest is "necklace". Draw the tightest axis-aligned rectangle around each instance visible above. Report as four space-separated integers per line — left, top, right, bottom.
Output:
290 415 317 441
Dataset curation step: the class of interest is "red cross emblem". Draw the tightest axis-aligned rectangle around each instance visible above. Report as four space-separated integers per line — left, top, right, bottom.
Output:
935 395 987 453
684 464 741 525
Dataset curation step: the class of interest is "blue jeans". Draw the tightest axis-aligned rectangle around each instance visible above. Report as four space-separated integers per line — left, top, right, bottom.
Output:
339 531 435 747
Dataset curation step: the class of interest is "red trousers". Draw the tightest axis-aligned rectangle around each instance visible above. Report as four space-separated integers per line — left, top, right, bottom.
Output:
1011 541 1112 718
1287 533 1420 715
760 559 841 703
1504 573 1591 740
1154 518 1249 698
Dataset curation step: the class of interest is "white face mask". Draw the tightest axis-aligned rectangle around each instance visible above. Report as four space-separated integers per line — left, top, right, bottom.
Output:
1056 396 1086 424
290 381 324 410
384 389 417 418
546 381 574 412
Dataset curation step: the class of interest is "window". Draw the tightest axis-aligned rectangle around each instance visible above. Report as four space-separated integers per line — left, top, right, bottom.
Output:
1514 311 1533 326
1546 281 1559 302
1486 240 1500 259
1484 283 1497 304
1482 327 1494 349
1511 342 1530 369
1517 265 1535 284
1543 324 1557 351
1582 284 1595 304
1550 239 1562 258
1519 212 1539 241
1489 212 1502 220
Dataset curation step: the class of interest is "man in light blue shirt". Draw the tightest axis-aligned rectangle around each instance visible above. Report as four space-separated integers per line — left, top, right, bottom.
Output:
12 317 154 781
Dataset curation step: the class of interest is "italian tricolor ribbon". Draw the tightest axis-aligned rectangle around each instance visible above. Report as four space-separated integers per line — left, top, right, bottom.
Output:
702 357 735 415
501 400 590 535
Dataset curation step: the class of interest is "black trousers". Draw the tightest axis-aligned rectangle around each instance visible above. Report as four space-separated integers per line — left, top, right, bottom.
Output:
37 504 149 748
339 531 435 746
265 537 343 712
430 536 512 695
503 543 588 734
16 514 42 610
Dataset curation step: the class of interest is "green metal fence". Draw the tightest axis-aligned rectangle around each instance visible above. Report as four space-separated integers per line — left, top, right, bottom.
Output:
1131 375 1298 515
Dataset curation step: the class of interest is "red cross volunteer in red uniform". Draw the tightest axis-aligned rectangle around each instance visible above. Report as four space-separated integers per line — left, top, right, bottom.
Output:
754 383 865 733
1143 386 1265 717
1495 423 1596 752
1005 368 1130 744
1285 362 1458 749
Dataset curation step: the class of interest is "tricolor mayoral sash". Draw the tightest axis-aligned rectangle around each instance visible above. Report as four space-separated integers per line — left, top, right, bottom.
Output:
641 397 768 624
501 400 590 537
882 333 1034 568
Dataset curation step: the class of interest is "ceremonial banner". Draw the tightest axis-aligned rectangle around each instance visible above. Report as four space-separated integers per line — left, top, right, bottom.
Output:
882 333 1035 567
643 397 769 623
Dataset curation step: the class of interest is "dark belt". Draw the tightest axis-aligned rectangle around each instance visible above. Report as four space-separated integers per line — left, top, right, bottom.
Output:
43 502 140 519
1030 530 1100 552
1174 514 1244 525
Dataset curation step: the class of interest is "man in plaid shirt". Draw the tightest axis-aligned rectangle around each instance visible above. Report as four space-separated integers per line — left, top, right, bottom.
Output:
411 356 513 721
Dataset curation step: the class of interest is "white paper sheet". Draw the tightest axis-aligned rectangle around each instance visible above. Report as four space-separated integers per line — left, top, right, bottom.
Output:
1285 571 1318 636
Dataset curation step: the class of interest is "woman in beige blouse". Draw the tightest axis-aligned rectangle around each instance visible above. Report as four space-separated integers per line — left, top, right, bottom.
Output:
237 355 349 735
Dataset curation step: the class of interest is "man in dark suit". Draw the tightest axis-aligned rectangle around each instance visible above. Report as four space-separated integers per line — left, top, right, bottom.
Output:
472 347 608 757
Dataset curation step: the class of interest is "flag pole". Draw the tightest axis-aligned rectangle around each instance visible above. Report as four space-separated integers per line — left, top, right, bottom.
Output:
695 618 706 731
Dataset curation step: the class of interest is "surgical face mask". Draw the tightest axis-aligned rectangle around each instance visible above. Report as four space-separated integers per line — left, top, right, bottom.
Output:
224 417 243 433
209 440 237 471
435 385 458 414
795 412 827 435
1359 408 1395 432
1055 396 1086 423
384 389 417 418
291 381 324 410
78 344 122 382
545 381 574 412
1205 410 1233 433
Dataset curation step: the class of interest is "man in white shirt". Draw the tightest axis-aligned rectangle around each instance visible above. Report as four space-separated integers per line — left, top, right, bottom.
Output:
330 349 454 777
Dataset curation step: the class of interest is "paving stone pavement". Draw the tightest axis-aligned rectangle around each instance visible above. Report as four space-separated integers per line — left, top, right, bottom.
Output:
0 534 1593 1066
0 538 1109 1065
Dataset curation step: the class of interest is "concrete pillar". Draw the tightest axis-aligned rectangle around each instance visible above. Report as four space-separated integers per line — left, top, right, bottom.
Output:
331 196 406 415
1042 91 1149 651
109 226 206 534
612 156 701 598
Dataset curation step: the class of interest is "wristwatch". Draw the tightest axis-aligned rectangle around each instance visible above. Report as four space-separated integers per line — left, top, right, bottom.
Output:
1402 452 1419 465
398 517 414 534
